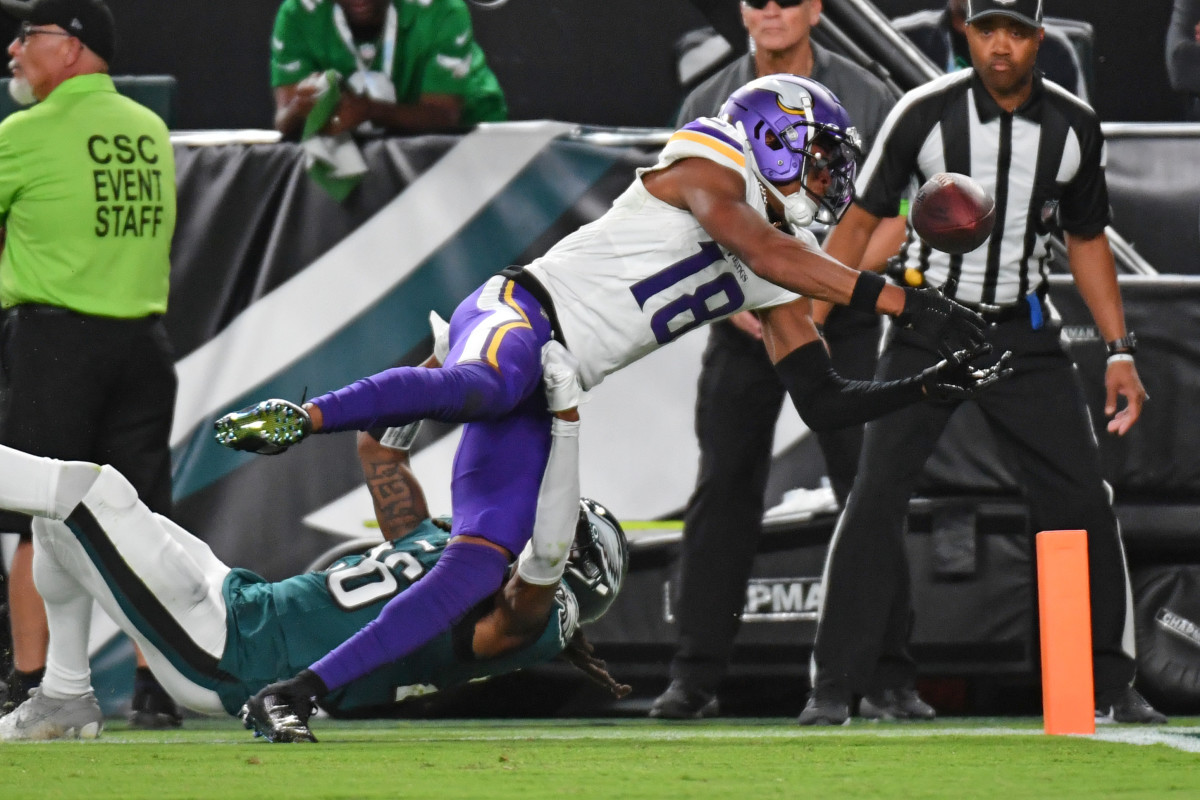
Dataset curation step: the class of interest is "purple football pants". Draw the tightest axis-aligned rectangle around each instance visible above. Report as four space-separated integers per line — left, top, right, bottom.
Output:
310 274 555 555
305 276 556 692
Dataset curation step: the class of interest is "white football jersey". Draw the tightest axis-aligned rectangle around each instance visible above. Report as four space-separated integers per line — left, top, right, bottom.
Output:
525 117 804 389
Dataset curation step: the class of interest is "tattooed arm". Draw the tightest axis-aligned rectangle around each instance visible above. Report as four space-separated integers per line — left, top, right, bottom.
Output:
355 431 431 541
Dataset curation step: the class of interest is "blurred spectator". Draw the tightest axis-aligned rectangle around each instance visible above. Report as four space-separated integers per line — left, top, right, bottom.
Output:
1166 0 1200 120
270 0 507 139
893 0 1089 100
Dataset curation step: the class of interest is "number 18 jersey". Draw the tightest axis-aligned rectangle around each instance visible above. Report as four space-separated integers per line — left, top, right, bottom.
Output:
524 117 802 390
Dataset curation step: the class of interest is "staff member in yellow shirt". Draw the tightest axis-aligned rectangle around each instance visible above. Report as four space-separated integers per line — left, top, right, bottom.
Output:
0 0 181 729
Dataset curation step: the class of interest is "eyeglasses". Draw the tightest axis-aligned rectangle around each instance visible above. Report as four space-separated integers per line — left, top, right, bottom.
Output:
742 0 809 9
17 22 73 45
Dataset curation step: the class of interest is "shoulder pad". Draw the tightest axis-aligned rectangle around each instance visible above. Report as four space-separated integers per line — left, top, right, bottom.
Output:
659 117 748 174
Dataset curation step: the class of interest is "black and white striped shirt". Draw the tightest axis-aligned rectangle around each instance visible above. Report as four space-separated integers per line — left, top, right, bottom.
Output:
856 69 1110 307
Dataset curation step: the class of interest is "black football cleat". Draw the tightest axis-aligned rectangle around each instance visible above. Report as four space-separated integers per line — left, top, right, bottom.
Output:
129 677 183 730
859 687 936 721
1095 687 1168 725
649 680 719 720
797 687 851 726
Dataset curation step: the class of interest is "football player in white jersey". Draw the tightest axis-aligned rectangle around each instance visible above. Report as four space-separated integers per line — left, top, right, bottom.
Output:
214 76 1005 725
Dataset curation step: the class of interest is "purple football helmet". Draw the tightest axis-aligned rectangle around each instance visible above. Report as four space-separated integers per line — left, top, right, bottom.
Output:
720 74 862 224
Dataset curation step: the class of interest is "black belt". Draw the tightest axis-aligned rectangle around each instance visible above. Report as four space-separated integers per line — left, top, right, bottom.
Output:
3 303 162 323
498 265 567 347
960 287 1047 325
4 303 77 318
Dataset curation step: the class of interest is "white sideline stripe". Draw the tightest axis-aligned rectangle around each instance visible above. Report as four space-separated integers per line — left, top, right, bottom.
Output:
375 725 1199 751
170 121 574 447
1094 727 1200 753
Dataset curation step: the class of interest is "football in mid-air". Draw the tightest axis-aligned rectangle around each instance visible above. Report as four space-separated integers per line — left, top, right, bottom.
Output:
910 172 996 255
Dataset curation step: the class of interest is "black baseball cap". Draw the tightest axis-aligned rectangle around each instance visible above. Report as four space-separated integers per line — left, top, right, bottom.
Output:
965 0 1043 29
1 0 116 63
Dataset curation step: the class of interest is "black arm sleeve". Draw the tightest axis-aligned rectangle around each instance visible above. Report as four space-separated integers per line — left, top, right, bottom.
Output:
774 341 924 431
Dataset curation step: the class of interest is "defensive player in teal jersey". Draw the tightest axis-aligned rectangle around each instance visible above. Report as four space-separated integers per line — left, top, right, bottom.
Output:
0 347 628 742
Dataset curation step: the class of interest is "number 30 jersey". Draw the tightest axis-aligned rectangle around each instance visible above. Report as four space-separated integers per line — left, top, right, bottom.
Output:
524 116 804 390
213 519 577 716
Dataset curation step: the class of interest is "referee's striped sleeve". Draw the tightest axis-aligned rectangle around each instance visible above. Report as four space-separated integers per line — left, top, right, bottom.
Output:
856 71 970 218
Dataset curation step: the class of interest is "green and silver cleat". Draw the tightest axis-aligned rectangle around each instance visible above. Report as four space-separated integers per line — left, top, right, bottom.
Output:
214 399 313 455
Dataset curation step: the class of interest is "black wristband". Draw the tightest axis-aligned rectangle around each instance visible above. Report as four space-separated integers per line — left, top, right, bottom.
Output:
296 668 330 699
849 270 885 314
1106 332 1137 356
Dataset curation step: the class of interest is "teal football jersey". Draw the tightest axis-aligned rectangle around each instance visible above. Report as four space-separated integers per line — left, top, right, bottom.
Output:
213 520 576 715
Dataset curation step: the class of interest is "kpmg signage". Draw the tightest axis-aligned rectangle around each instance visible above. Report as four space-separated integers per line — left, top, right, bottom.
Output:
663 577 823 623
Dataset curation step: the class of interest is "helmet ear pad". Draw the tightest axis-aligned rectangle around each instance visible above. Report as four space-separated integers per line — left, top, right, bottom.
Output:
743 120 806 184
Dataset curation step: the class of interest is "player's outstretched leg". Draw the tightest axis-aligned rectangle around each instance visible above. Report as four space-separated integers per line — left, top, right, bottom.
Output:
0 687 103 741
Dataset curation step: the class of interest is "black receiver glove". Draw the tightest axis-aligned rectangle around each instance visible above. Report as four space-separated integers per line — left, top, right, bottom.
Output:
239 669 328 743
896 283 988 357
921 345 1013 402
776 342 1014 430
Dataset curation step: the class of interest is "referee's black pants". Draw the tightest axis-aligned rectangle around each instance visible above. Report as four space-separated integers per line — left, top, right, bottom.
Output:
668 308 880 690
811 317 1137 700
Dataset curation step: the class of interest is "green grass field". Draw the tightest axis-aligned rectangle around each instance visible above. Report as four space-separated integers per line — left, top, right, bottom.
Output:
2 717 1198 800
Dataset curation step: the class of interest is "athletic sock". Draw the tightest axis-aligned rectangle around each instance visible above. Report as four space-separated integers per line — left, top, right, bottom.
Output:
33 539 95 699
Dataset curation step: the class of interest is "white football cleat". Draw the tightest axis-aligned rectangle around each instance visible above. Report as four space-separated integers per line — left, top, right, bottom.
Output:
0 687 104 741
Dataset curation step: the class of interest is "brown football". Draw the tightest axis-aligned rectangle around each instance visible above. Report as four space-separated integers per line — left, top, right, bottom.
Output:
910 172 996 255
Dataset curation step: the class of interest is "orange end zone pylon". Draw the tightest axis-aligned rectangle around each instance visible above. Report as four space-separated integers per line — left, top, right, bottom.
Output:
1036 529 1096 735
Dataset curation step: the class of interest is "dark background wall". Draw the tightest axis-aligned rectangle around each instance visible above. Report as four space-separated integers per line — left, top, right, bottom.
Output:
872 0 1182 122
0 0 1185 128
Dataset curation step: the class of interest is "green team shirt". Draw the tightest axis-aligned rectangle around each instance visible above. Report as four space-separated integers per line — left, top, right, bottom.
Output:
270 0 507 126
0 73 175 317
213 520 577 715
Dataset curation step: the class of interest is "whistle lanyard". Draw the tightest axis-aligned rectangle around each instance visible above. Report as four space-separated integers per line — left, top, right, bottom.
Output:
332 3 398 81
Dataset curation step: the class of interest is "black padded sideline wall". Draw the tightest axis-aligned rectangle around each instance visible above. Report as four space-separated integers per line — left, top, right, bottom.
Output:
867 0 1179 122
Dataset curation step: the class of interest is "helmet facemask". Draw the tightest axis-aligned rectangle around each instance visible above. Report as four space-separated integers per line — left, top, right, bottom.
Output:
798 131 860 225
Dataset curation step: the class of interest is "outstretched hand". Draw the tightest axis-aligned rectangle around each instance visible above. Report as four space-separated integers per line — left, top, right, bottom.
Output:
921 344 1013 402
897 280 988 358
240 670 326 743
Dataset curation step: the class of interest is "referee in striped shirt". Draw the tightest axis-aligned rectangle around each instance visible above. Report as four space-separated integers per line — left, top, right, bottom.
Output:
802 0 1166 725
